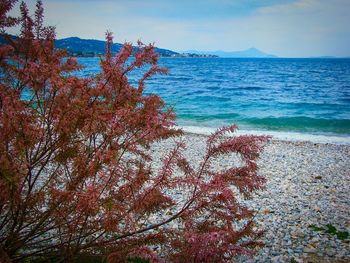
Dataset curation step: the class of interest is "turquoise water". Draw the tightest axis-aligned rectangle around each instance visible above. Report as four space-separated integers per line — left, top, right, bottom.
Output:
77 57 350 139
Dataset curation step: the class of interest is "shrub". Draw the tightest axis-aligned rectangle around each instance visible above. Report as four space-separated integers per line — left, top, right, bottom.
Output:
0 1 270 262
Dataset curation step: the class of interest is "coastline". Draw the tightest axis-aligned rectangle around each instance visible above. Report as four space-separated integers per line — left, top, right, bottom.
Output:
180 125 350 145
152 132 350 262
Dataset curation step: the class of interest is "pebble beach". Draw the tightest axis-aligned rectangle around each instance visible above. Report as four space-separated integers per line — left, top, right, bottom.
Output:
152 133 350 263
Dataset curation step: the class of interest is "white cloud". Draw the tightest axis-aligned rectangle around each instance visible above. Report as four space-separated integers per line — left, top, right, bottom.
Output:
6 0 350 57
108 0 350 57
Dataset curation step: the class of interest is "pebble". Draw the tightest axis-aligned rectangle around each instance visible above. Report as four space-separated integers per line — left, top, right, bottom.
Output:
303 246 316 253
150 134 350 262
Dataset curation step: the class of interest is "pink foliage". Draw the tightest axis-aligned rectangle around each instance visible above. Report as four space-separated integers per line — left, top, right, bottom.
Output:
0 1 270 262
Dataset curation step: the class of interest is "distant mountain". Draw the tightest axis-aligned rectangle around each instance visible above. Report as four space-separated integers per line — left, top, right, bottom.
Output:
0 34 16 45
0 35 178 57
55 37 122 54
183 47 277 58
55 37 178 57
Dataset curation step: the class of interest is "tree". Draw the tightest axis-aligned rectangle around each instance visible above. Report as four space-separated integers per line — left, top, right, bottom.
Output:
0 1 270 262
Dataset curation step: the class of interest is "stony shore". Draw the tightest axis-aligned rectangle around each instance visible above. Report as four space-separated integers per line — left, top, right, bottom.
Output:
152 133 350 262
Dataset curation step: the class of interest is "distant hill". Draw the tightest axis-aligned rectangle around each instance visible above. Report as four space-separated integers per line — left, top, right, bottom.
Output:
55 37 178 57
5 36 347 58
0 35 178 57
55 37 122 55
184 47 277 58
0 34 16 45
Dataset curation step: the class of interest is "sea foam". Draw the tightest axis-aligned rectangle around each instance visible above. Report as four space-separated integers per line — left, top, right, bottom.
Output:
180 125 350 145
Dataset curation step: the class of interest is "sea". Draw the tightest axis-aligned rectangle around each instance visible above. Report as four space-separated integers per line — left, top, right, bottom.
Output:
77 57 350 144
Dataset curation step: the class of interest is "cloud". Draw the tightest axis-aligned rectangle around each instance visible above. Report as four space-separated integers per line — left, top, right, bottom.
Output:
228 0 350 57
6 0 350 57
109 0 350 57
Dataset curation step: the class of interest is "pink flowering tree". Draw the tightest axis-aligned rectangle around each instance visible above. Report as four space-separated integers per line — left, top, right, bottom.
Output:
0 1 270 262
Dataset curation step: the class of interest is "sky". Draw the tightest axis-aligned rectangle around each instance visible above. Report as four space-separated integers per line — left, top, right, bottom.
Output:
8 0 350 57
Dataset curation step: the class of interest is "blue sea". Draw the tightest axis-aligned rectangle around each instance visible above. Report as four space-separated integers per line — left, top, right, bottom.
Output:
77 57 350 144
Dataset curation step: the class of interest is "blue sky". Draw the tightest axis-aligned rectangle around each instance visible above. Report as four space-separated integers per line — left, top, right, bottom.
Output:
9 0 350 57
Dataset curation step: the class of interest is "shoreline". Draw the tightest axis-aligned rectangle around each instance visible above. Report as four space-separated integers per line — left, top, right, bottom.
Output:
180 125 350 145
152 133 350 262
